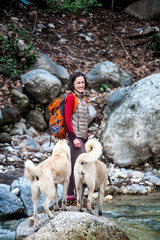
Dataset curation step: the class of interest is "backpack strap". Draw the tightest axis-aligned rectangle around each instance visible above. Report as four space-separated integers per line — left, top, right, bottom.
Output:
71 93 78 113
71 92 86 113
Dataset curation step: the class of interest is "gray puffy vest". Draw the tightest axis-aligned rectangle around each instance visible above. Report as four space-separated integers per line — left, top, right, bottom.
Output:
72 93 88 140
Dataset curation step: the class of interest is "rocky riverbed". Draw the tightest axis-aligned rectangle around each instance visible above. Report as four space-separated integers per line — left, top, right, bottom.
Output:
0 118 160 240
0 117 160 196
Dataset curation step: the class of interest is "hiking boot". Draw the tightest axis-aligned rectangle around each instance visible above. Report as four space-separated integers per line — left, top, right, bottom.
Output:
66 199 77 206
66 199 93 209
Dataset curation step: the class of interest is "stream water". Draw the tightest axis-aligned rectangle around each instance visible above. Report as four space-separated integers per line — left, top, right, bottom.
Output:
0 192 160 240
94 192 160 240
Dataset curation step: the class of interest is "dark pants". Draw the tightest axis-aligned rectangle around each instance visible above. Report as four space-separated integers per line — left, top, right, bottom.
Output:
66 136 84 198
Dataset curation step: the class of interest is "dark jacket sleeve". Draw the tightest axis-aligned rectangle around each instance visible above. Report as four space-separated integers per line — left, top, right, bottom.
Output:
64 93 77 141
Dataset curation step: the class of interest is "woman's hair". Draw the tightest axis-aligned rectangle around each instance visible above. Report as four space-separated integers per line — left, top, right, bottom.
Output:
67 71 88 90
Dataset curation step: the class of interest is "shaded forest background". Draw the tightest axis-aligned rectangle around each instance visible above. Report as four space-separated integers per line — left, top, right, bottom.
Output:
0 0 160 108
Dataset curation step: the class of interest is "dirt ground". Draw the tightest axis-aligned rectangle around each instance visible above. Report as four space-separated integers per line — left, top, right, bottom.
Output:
0 1 160 108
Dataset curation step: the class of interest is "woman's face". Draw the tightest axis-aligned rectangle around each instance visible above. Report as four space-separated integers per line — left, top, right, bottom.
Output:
73 76 85 93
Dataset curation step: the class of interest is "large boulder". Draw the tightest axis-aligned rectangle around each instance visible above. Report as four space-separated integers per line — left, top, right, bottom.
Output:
26 110 48 131
86 61 131 91
102 73 160 167
125 0 160 20
21 69 62 104
16 211 129 240
0 132 11 143
11 89 30 114
0 106 18 127
0 90 30 129
0 184 24 220
30 53 70 84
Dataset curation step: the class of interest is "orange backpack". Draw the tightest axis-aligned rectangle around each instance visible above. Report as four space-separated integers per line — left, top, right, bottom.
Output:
48 93 86 139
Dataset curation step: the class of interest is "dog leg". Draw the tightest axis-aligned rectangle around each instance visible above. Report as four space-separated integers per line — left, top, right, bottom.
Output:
75 181 83 212
98 187 104 216
80 184 85 207
54 184 60 211
87 185 94 214
61 179 69 210
42 182 56 219
43 195 54 219
31 183 40 230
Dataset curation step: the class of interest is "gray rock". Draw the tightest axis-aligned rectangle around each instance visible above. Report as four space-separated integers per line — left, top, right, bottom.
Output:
40 142 54 153
0 106 18 128
30 53 69 84
19 136 40 151
10 128 24 136
103 73 160 167
86 61 132 91
123 184 147 195
0 184 24 219
144 172 160 186
107 86 131 112
14 121 27 130
21 69 62 104
16 211 129 240
88 104 97 124
125 0 160 20
0 132 11 143
11 89 30 114
26 110 47 131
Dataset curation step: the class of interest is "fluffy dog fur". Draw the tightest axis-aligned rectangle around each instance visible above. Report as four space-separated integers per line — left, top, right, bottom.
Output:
24 139 71 230
74 139 108 215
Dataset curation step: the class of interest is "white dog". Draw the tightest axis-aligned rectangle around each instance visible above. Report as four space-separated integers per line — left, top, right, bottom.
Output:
74 139 108 215
24 139 71 230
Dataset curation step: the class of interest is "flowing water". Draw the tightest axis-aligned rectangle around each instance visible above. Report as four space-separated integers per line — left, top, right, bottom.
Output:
0 193 160 239
94 192 160 240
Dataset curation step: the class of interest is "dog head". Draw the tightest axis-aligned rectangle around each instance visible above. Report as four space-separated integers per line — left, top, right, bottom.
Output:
52 139 70 155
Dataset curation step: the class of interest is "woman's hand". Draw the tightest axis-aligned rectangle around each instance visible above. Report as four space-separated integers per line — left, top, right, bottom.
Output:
73 138 81 148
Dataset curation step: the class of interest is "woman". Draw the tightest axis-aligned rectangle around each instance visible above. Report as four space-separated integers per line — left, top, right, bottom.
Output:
64 71 88 206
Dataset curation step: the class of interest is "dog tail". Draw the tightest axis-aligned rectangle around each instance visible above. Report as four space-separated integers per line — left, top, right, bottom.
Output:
78 139 102 163
24 160 40 180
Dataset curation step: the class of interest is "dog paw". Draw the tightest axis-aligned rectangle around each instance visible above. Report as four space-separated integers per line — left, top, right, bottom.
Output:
34 226 40 232
98 211 102 216
49 213 54 219
87 209 93 214
54 207 60 211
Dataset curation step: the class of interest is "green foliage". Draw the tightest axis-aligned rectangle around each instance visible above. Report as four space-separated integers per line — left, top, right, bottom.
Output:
58 0 102 13
9 23 30 42
0 35 38 78
1 125 12 133
32 0 102 13
100 83 109 92
153 34 160 56
16 27 30 42
130 104 135 110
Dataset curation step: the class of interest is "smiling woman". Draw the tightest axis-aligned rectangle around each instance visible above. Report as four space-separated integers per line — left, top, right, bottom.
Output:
73 76 85 93
64 71 89 206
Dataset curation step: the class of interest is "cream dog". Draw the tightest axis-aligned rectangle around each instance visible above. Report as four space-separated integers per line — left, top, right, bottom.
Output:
74 139 108 215
24 139 71 230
